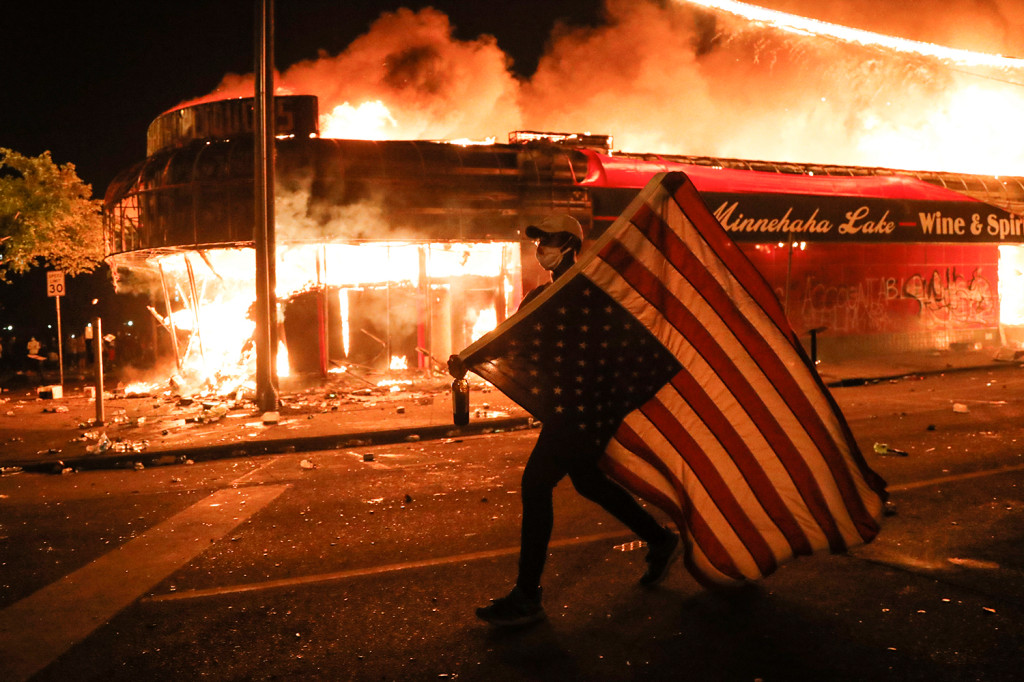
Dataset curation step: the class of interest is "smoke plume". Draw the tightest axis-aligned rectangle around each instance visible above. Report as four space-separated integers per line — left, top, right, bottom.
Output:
179 0 1024 174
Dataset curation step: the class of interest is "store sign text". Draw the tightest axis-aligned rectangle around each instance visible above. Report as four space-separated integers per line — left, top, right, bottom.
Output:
707 193 1024 243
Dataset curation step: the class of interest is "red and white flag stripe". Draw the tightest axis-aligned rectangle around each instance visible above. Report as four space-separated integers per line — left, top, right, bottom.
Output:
582 173 886 586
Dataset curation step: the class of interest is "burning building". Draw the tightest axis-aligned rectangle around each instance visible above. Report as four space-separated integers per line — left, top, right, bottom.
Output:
103 96 574 392
103 95 1024 390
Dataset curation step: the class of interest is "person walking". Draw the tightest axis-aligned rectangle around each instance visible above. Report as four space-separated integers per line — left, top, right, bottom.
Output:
26 336 44 380
450 214 679 628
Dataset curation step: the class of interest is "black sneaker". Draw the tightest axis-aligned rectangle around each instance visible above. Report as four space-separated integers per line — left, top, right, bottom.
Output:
476 586 546 627
640 531 680 587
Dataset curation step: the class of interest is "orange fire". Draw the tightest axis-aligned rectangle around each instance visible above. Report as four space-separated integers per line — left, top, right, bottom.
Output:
471 307 498 343
672 0 1024 175
676 1 1024 68
132 241 519 396
319 100 398 140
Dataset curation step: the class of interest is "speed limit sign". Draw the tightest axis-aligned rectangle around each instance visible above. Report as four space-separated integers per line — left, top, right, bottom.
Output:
47 271 65 297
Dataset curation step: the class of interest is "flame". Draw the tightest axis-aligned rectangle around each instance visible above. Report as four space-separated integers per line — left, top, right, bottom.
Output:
277 340 290 378
128 241 521 394
856 84 1024 176
123 381 156 397
662 0 1024 174
675 1 1024 69
999 245 1024 326
447 137 498 146
338 289 350 357
377 377 413 391
471 307 498 341
320 100 398 140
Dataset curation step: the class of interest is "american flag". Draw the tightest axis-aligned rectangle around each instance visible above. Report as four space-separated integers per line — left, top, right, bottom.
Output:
459 172 887 587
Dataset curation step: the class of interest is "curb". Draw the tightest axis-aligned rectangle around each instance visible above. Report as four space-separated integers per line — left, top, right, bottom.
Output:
12 416 535 474
822 360 1023 388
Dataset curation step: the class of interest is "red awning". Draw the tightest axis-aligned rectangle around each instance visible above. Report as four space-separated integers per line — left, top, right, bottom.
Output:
577 150 985 203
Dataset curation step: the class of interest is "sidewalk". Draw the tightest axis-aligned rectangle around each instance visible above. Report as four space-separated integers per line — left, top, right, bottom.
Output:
2 347 1021 474
813 346 1023 386
0 372 533 474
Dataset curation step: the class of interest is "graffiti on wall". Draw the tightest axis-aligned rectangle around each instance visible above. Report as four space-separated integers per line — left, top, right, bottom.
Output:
797 276 894 334
903 268 995 327
794 268 996 334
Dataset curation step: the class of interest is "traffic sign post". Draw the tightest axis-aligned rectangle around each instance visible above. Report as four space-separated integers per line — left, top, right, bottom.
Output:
93 317 104 426
46 271 65 298
46 271 65 388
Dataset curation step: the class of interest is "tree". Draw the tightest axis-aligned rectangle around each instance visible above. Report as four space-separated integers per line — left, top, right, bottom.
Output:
0 148 104 281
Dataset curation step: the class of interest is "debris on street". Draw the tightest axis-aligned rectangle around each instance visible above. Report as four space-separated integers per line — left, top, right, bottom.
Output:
1 369 524 472
873 443 908 457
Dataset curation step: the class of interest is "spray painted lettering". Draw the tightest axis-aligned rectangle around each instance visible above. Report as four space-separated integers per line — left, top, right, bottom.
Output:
903 268 995 327
796 269 994 333
798 276 894 334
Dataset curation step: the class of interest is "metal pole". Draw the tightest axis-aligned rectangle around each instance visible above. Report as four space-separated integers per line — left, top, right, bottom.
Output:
316 247 327 377
55 295 64 388
385 245 392 367
254 0 279 411
419 245 429 374
184 256 206 367
93 317 104 426
158 263 182 372
783 228 795 318
322 245 330 375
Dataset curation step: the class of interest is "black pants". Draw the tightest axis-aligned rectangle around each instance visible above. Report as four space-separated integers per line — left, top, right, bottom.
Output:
516 426 668 593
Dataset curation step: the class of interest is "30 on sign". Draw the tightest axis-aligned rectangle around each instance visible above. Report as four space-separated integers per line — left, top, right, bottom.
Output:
47 271 65 297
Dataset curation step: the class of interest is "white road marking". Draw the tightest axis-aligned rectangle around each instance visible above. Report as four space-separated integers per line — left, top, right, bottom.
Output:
0 483 289 682
145 529 633 603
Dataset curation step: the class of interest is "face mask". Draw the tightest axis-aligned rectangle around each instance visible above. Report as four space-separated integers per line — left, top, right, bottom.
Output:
536 245 570 271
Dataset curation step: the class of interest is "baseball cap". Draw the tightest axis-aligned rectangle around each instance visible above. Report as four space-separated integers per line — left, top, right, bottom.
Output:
525 214 585 243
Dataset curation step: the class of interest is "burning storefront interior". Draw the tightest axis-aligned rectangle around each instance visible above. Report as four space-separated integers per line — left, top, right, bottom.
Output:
111 241 522 399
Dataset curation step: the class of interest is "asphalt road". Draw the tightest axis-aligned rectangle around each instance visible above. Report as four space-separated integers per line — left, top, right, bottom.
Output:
1 368 1023 681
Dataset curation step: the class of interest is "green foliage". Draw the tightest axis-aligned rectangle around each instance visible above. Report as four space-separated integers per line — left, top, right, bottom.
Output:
0 148 104 281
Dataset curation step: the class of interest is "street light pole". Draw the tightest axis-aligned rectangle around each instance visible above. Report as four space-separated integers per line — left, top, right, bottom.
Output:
253 0 279 413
